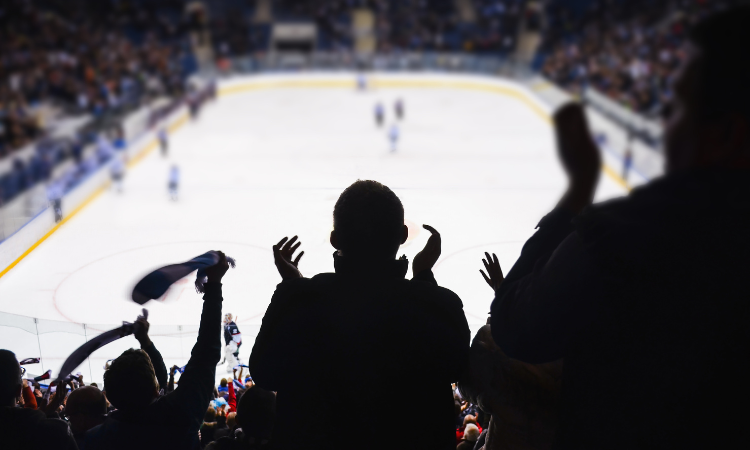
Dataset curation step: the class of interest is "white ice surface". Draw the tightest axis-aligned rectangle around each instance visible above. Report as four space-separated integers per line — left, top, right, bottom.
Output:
0 85 626 384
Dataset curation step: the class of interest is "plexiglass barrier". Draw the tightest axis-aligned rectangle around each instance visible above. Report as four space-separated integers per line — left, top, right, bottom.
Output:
0 311 261 385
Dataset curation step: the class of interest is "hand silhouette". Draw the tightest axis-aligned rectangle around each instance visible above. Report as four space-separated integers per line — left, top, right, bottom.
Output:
273 236 304 280
412 225 441 276
480 252 504 292
206 251 229 283
554 103 601 213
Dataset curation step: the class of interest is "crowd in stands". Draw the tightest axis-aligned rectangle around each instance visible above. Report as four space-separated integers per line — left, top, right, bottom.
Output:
3 4 750 450
0 0 191 157
271 0 527 53
540 0 746 115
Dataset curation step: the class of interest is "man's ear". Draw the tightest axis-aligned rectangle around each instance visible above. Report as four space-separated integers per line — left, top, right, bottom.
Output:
330 230 341 250
400 224 408 245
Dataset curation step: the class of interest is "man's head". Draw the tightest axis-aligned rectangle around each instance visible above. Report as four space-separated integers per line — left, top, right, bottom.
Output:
0 350 22 406
235 386 276 440
103 348 159 412
463 423 480 442
220 378 228 388
66 386 107 434
224 313 233 324
226 411 237 429
331 180 407 260
665 7 750 172
204 406 217 423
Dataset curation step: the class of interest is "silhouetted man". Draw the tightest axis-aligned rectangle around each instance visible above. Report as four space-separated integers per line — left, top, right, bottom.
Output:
250 180 470 450
491 8 750 449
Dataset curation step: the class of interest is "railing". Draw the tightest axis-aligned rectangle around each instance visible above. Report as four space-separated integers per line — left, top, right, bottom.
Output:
211 51 537 80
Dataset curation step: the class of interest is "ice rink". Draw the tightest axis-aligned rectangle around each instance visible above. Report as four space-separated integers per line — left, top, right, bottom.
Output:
0 77 627 383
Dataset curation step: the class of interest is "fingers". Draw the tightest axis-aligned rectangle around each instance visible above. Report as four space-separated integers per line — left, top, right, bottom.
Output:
293 251 304 266
282 236 298 252
480 270 491 287
423 224 440 236
274 237 288 251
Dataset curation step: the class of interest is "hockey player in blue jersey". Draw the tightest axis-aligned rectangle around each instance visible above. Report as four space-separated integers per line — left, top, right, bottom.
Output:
389 123 400 152
222 313 242 363
375 102 385 127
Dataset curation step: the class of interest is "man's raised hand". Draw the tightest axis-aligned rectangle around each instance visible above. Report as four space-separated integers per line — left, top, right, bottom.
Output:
480 252 504 292
412 225 441 276
206 251 229 283
554 103 601 214
133 308 152 348
273 236 304 280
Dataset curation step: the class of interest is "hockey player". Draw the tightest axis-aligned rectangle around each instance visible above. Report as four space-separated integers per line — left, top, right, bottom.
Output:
223 313 242 361
357 73 368 91
158 127 169 157
389 123 400 152
622 133 634 184
110 156 125 193
47 182 63 222
375 102 385 127
395 98 404 120
168 165 180 201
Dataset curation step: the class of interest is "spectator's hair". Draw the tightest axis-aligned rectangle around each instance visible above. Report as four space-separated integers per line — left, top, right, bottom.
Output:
66 386 107 418
333 180 404 258
463 423 480 442
204 406 217 422
220 378 227 387
0 350 21 401
226 411 237 428
236 386 276 440
689 6 750 121
103 349 158 412
463 414 477 426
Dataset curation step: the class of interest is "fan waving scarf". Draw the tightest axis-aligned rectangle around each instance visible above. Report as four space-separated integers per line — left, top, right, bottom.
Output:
56 309 148 383
131 251 236 305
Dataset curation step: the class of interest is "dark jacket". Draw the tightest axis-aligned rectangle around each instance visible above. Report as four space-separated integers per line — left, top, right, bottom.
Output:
491 170 750 449
85 283 223 450
0 406 78 450
250 254 471 450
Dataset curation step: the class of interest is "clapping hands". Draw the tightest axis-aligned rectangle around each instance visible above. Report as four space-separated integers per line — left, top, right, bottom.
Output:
273 236 304 280
480 252 504 292
412 225 441 276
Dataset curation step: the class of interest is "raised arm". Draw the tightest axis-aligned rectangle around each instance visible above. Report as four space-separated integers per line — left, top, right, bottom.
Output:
165 251 228 430
134 313 168 391
490 104 602 364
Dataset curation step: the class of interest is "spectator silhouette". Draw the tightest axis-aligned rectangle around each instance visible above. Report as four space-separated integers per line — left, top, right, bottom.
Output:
65 386 106 448
208 385 277 449
250 180 470 450
491 7 750 449
85 253 229 450
0 350 78 449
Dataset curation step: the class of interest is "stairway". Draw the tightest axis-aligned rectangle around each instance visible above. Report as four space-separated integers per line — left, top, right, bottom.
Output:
352 8 376 54
455 0 476 23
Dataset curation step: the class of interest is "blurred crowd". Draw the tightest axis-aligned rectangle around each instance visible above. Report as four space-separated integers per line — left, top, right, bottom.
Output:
540 0 745 115
0 0 191 157
273 0 527 53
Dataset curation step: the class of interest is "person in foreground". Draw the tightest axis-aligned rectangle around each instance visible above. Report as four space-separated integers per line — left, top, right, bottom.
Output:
491 7 750 449
250 180 471 450
85 252 230 450
0 350 78 449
